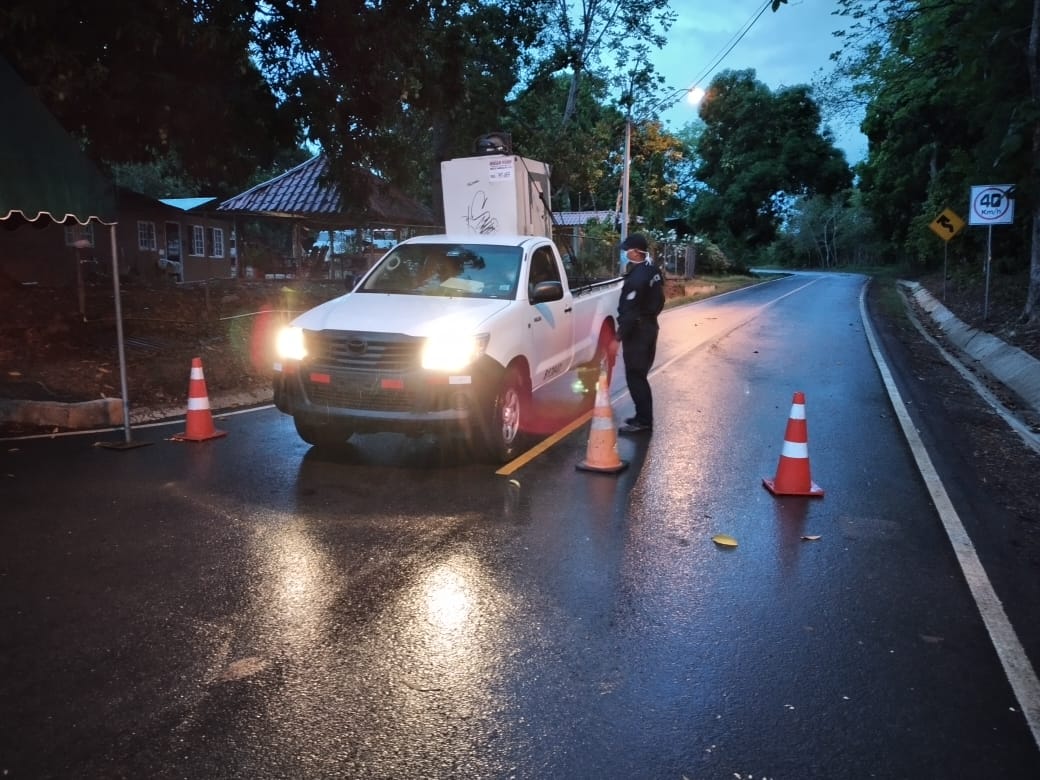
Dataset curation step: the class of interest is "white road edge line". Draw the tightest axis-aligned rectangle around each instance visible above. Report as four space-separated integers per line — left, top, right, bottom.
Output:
859 280 1040 749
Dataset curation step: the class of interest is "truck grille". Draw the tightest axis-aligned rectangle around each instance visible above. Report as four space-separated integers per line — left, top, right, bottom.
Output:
302 330 423 412
304 330 421 372
306 378 417 412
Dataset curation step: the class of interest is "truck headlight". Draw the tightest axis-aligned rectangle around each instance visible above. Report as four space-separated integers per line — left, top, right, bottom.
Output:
421 333 489 372
276 326 307 361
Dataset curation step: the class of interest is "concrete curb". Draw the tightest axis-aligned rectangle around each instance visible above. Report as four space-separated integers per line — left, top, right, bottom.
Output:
0 389 274 432
0 397 125 429
126 389 274 426
900 280 1040 415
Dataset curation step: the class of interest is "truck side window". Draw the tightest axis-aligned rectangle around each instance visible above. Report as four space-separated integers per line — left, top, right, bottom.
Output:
529 247 561 299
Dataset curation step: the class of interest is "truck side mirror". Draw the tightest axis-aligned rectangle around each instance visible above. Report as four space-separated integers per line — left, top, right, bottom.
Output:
529 280 564 303
344 272 358 291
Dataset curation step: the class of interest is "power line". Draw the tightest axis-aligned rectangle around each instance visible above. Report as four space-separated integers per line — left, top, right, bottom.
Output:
633 0 777 119
684 0 774 92
621 0 778 238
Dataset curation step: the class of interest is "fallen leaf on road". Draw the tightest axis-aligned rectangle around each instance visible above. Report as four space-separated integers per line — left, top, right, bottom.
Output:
801 535 822 541
217 656 269 682
712 534 738 548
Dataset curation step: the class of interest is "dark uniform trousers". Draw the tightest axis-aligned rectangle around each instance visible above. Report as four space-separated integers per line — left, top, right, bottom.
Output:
622 317 659 425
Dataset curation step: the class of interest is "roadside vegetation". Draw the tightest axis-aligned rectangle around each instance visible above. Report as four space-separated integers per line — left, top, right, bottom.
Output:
1 0 1038 325
663 273 776 311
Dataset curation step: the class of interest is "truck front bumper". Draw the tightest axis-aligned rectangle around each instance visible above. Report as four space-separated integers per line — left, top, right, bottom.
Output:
273 356 505 435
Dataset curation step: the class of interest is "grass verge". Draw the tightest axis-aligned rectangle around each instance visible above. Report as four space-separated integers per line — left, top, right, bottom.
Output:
663 272 781 310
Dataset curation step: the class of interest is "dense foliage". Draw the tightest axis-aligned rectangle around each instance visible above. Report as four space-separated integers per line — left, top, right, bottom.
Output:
835 0 1040 321
252 0 546 216
504 73 625 212
690 69 852 261
0 0 298 197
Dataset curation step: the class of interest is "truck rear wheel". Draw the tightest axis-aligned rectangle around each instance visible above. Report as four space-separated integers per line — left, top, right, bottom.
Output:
484 366 529 463
578 322 615 392
293 416 354 448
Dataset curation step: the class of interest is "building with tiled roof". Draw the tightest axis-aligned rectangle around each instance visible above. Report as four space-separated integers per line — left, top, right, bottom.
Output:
552 210 620 228
217 155 437 228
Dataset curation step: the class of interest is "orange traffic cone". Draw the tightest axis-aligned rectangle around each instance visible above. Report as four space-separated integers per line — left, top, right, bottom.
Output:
576 365 628 474
172 357 227 442
763 391 823 497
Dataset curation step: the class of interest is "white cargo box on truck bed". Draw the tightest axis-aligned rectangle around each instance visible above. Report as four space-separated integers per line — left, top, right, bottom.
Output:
440 155 552 238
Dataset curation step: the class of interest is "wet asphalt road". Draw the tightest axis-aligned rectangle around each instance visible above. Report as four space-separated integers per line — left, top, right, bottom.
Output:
2 272 1039 778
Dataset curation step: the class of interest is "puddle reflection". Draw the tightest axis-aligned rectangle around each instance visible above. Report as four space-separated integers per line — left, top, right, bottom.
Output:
423 564 473 632
255 522 335 649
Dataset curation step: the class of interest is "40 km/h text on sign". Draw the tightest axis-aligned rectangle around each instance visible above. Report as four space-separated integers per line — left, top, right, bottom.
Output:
969 185 1015 225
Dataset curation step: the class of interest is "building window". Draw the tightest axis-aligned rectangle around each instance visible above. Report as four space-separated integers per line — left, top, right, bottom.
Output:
137 221 157 251
190 225 205 256
207 227 225 258
63 224 95 247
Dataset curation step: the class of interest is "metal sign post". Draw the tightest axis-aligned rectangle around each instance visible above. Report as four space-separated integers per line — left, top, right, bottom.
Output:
944 241 949 302
928 208 965 301
968 185 1015 320
985 224 993 318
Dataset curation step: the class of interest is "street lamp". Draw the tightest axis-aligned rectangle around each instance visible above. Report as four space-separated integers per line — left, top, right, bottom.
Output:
620 84 705 242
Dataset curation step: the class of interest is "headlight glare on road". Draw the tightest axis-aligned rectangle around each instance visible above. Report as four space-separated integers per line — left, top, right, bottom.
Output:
421 333 489 372
276 326 307 361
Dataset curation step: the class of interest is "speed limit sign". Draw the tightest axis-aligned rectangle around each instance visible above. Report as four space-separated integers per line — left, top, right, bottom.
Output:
969 184 1015 320
969 184 1015 225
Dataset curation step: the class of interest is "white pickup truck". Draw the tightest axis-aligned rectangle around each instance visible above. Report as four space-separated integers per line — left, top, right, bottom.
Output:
272 233 622 461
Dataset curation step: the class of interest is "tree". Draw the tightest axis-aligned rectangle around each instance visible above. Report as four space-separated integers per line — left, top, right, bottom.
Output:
835 0 1040 323
689 69 852 259
505 72 624 212
779 190 879 268
0 0 298 195
108 153 201 200
531 0 675 130
669 121 706 210
1028 0 1040 322
842 2 998 263
252 0 545 219
625 119 687 228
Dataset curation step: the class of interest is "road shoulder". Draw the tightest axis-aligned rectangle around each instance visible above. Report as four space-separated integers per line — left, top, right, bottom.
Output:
865 278 1040 671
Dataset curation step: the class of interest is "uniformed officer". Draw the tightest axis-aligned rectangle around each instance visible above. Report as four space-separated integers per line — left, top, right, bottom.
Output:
612 233 664 434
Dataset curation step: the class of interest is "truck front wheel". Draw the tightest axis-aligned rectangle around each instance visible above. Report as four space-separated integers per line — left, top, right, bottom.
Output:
293 416 354 448
484 367 529 463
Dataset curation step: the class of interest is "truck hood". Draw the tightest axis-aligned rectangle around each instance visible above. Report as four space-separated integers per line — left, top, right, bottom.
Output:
290 292 511 337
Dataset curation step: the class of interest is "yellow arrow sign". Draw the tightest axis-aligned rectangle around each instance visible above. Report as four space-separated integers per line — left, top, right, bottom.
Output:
929 208 965 241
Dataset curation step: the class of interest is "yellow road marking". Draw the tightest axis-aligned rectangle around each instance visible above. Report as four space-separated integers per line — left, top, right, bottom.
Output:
495 407 596 476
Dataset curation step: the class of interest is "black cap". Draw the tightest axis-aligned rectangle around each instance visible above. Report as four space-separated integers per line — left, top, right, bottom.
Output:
620 233 649 251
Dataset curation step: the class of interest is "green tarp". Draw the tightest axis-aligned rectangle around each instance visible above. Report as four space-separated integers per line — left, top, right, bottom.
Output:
0 56 116 225
0 57 138 442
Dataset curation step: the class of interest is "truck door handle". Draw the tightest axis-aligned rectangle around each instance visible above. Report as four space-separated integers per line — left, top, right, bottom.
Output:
564 306 573 313
533 315 542 322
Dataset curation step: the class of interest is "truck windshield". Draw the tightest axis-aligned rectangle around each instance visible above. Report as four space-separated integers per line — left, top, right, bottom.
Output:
358 244 523 299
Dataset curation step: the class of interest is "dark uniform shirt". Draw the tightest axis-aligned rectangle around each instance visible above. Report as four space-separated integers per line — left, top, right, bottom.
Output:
617 259 664 342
